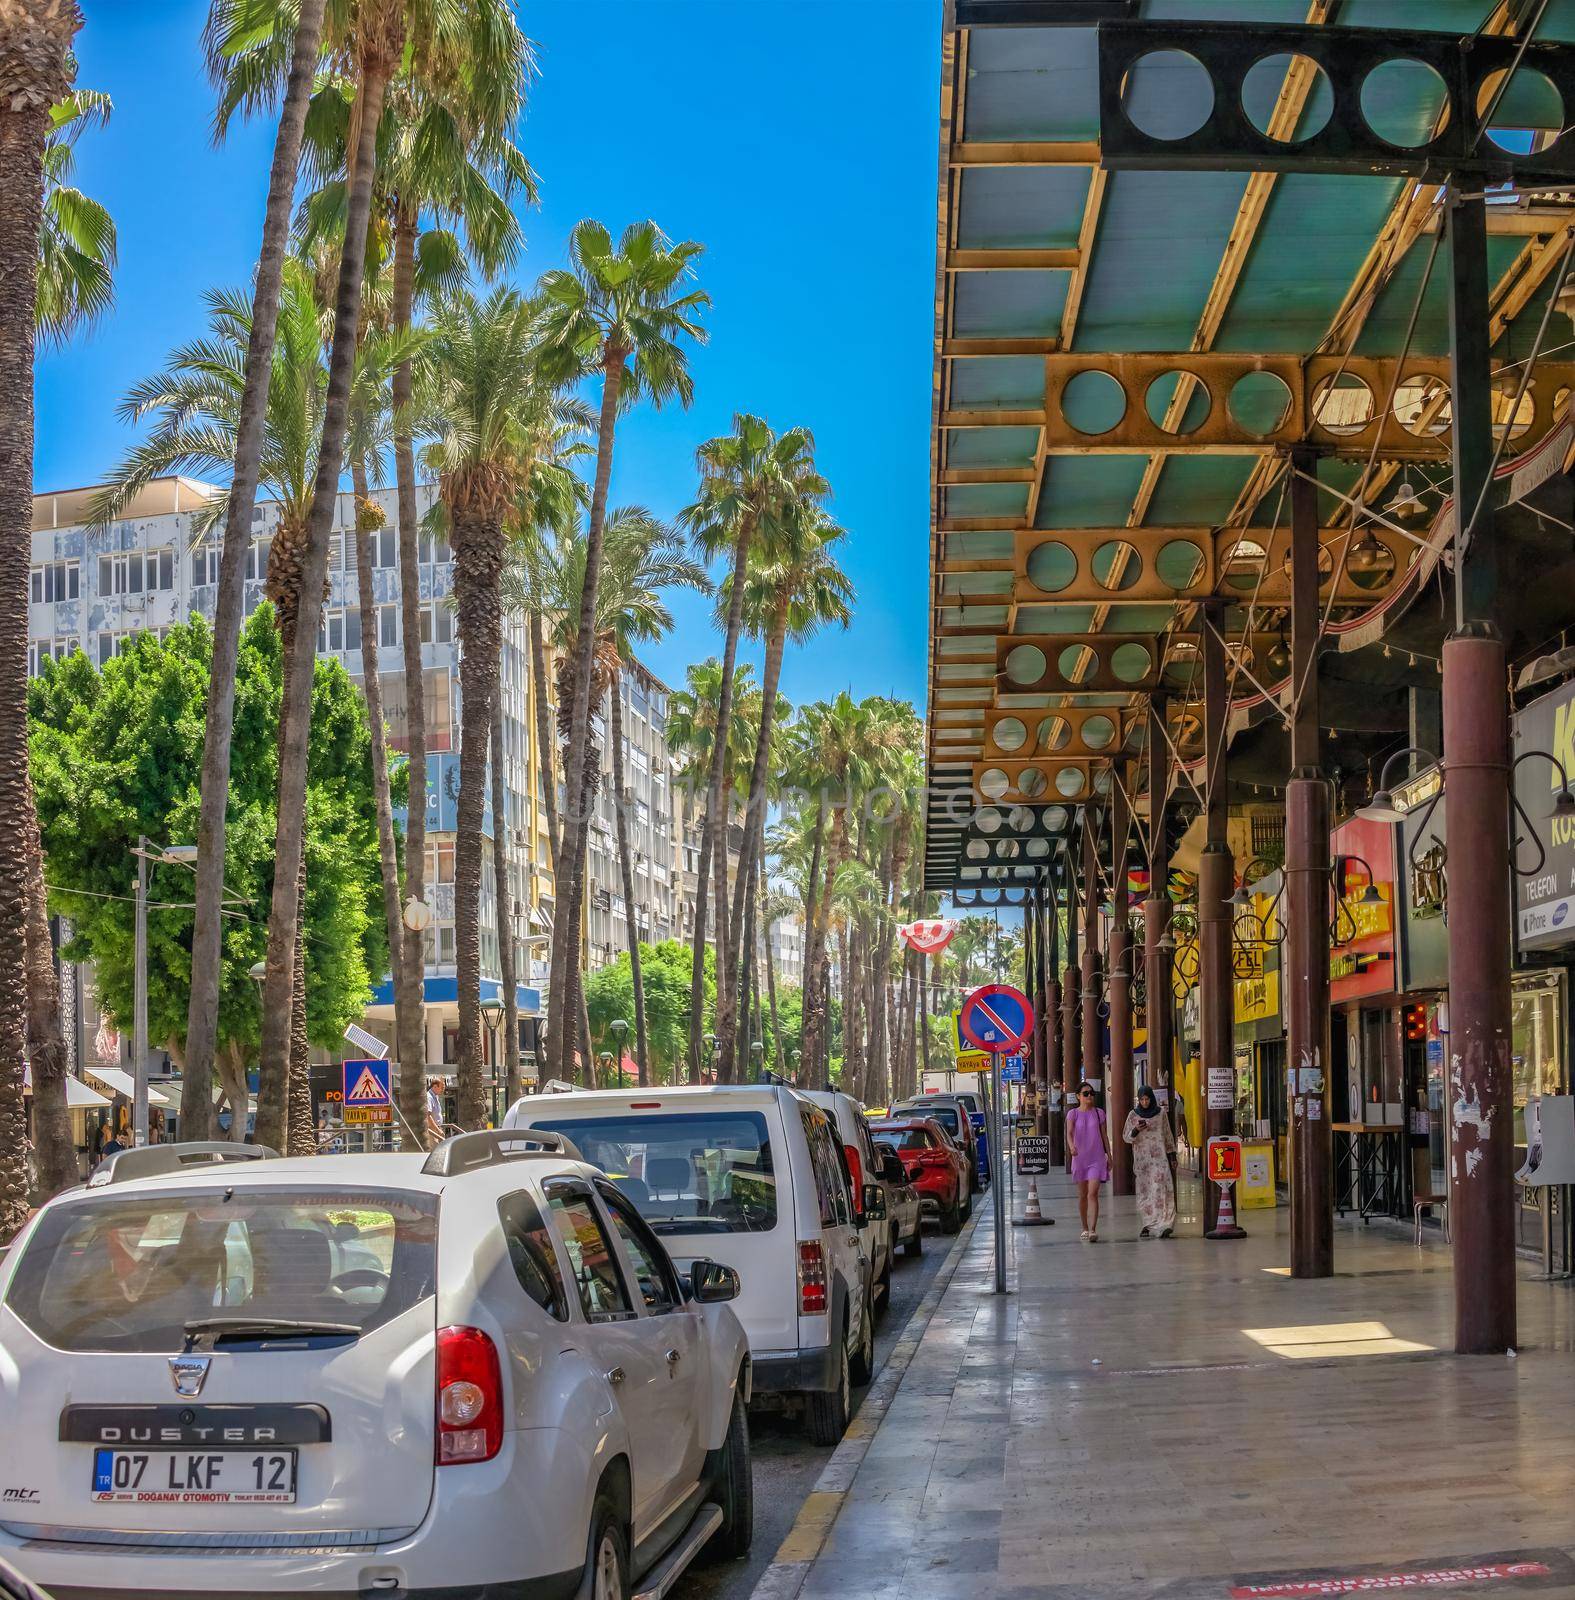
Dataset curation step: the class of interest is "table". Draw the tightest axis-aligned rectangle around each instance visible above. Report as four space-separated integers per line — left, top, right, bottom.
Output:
1332 1122 1409 1222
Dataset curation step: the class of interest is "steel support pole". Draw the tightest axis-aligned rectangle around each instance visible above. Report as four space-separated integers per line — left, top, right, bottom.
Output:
1443 632 1517 1352
1045 882 1063 1155
1144 894 1172 1089
133 837 149 1148
1108 773 1134 1194
1286 446 1334 1277
1062 877 1080 1171
1026 886 1043 1134
1199 604 1235 1236
1081 812 1102 1101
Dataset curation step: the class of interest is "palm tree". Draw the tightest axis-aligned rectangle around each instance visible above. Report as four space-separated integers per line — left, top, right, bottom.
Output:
677 417 826 1085
36 89 114 343
719 504 851 1077
179 0 327 1144
535 219 708 1084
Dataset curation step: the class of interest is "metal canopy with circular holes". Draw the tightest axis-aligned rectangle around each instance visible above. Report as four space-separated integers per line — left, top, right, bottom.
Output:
925 0 1575 894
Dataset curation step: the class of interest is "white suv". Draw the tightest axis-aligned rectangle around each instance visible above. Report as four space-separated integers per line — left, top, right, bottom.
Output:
0 1133 753 1600
506 1084 879 1446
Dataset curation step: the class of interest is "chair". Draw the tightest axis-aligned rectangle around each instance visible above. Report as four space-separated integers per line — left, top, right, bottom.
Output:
1412 1189 1449 1245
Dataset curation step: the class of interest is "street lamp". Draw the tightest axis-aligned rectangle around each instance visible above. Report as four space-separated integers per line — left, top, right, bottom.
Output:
703 1031 717 1079
609 1017 629 1076
597 1051 614 1089
749 1040 764 1081
480 996 505 1116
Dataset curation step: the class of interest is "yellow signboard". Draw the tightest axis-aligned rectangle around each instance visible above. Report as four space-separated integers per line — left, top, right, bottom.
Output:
1234 968 1280 1024
955 1051 991 1074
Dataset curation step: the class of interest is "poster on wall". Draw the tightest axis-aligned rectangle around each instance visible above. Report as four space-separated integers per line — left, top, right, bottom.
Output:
1207 1065 1234 1110
1515 678 1575 951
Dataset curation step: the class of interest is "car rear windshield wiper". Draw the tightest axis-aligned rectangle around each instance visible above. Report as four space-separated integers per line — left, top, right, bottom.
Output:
642 1215 733 1233
183 1316 360 1349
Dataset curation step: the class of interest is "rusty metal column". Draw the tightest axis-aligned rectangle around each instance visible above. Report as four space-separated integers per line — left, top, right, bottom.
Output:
1443 186 1516 1354
1045 875 1062 1152
1062 861 1080 1171
1144 693 1174 1107
1199 600 1236 1237
1285 446 1334 1278
1025 885 1042 1131
1081 809 1103 1102
1108 771 1134 1194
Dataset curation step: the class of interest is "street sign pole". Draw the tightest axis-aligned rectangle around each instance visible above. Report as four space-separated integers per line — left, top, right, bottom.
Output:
991 1053 1006 1294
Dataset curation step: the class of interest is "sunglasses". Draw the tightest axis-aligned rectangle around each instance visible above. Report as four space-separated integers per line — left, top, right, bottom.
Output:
1079 1089 1094 1098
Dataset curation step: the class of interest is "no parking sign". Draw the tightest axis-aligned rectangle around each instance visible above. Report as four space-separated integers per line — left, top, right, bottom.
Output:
958 984 1035 1055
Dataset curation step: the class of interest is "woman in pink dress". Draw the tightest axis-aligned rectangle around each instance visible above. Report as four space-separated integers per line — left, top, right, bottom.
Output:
1066 1081 1111 1241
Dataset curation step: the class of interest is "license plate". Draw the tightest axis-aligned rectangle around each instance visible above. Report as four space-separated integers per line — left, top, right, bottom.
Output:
91 1449 297 1504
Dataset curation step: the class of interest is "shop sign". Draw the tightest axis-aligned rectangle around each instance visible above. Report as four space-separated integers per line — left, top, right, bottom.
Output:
1514 677 1575 951
1330 815 1399 1004
1234 969 1280 1025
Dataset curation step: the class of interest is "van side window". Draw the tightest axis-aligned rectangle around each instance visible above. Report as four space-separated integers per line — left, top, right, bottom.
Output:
805 1115 850 1228
599 1184 681 1312
544 1186 634 1322
497 1190 568 1321
799 1109 835 1227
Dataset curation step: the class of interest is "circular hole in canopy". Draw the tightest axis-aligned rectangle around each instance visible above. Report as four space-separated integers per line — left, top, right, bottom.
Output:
1005 643 1047 685
1312 372 1377 436
993 715 1027 753
1054 766 1086 797
1058 644 1093 685
1360 58 1452 148
1155 538 1206 591
1093 769 1114 796
1091 539 1142 591
1026 838 1051 859
1017 767 1047 799
1475 66 1563 154
974 807 1002 834
1279 541 1335 585
1008 805 1035 833
1242 52 1334 143
1145 370 1211 436
1111 641 1153 682
1061 369 1127 436
1081 714 1116 751
997 839 1021 861
980 768 1010 801
1043 806 1070 832
1038 715 1072 752
1025 542 1076 595
1221 539 1266 592
1491 379 1534 441
1394 374 1451 437
965 839 989 860
1345 532 1397 592
1120 49 1215 141
1228 371 1294 438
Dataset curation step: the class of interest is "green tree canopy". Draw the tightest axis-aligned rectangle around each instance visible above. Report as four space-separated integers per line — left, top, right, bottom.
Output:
585 940 716 1085
28 609 395 1069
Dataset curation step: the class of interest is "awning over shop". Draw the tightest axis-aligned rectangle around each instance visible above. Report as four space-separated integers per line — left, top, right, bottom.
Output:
368 975 543 1015
85 1067 172 1107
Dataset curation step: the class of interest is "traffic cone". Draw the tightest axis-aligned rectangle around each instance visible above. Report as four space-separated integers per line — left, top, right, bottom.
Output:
1205 1178 1247 1240
1013 1175 1054 1227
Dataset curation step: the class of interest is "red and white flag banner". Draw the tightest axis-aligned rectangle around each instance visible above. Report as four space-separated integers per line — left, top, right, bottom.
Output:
898 919 958 955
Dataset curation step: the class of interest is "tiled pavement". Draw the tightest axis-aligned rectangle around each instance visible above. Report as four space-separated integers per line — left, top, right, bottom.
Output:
784 1168 1575 1600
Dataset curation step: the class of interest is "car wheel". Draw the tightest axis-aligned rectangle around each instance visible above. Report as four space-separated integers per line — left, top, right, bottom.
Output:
575 1493 629 1600
904 1220 924 1258
941 1193 961 1234
805 1330 850 1446
849 1285 875 1385
704 1388 753 1562
960 1184 974 1223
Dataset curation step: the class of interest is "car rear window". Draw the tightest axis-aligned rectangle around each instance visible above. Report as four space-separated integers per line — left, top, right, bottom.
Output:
5 1187 438 1353
528 1110 777 1235
874 1128 933 1151
918 1105 961 1136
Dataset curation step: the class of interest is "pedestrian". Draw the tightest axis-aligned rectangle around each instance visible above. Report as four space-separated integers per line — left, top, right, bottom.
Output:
1123 1084 1177 1238
1066 1080 1110 1241
425 1077 446 1145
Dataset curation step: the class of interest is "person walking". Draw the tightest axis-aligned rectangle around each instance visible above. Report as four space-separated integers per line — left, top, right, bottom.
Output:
1123 1084 1177 1238
1066 1081 1110 1241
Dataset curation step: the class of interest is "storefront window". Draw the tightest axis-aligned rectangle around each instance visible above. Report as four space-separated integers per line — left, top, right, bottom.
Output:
1511 972 1566 1151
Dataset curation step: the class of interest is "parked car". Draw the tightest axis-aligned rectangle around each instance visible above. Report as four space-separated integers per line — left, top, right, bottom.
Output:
874 1148 923 1258
869 1118 972 1233
890 1095 984 1193
506 1084 880 1446
0 1134 753 1600
804 1088 898 1303
947 1089 992 1186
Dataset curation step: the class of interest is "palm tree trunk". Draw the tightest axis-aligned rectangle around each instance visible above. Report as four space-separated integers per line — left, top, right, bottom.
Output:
0 4 78 1236
391 201 427 1150
529 610 559 874
24 783 73 1198
254 56 393 1152
686 803 712 1083
215 1041 250 1143
352 467 405 1072
553 341 627 1083
184 0 325 1144
761 849 780 1068
608 683 650 1085
451 498 506 1132
489 690 520 1109
735 823 759 1080
555 725 601 1086
721 599 787 1077
800 807 846 1083
705 514 755 1080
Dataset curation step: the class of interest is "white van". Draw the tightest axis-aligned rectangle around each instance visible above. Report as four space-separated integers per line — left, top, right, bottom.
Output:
505 1085 879 1446
803 1089 893 1305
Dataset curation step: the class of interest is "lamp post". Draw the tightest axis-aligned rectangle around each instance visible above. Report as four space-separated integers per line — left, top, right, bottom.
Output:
609 1018 629 1084
481 997 505 1124
598 1051 614 1090
749 1040 764 1081
704 1031 717 1082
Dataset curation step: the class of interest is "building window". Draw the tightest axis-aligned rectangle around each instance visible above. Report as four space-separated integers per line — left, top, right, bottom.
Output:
245 536 271 583
98 549 173 596
419 601 453 645
191 544 221 587
318 607 362 654
97 631 129 666
369 526 396 570
426 841 455 884
28 637 72 676
30 560 79 604
418 528 451 566
378 603 399 648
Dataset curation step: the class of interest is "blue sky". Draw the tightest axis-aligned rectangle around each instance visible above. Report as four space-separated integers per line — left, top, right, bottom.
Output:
40 0 940 712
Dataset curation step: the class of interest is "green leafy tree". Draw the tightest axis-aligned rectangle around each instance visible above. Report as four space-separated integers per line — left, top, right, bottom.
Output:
584 941 716 1086
28 611 394 1137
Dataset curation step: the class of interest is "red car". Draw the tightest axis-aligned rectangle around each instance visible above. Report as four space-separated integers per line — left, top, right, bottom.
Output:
870 1118 972 1234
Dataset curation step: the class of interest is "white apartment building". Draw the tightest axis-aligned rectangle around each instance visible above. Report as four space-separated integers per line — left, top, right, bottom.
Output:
768 912 806 989
28 476 548 1084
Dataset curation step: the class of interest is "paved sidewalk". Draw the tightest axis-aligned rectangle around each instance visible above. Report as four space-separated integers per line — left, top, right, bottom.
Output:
777 1168 1575 1600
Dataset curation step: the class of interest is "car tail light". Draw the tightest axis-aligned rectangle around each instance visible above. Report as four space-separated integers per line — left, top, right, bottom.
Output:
798 1241 828 1316
436 1326 503 1465
918 1149 950 1166
843 1142 864 1194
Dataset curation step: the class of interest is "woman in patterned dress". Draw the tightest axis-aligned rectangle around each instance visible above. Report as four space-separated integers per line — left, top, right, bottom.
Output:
1123 1084 1176 1238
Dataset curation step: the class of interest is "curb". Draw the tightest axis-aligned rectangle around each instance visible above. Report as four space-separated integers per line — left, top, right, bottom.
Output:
747 1205 985 1600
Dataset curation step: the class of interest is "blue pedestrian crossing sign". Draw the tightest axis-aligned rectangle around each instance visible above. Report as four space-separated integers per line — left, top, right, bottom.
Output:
958 984 1035 1055
343 1057 392 1108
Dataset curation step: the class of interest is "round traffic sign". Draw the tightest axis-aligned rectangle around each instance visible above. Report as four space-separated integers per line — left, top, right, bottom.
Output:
958 983 1035 1054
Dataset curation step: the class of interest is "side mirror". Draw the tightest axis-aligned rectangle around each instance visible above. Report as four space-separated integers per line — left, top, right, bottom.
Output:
689 1259 741 1304
879 1152 905 1185
861 1183 887 1222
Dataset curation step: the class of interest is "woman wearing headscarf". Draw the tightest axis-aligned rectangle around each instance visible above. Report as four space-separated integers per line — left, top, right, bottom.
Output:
1123 1085 1177 1238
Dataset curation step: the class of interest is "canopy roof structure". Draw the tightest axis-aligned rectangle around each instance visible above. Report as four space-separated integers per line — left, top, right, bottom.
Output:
924 0 1575 896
